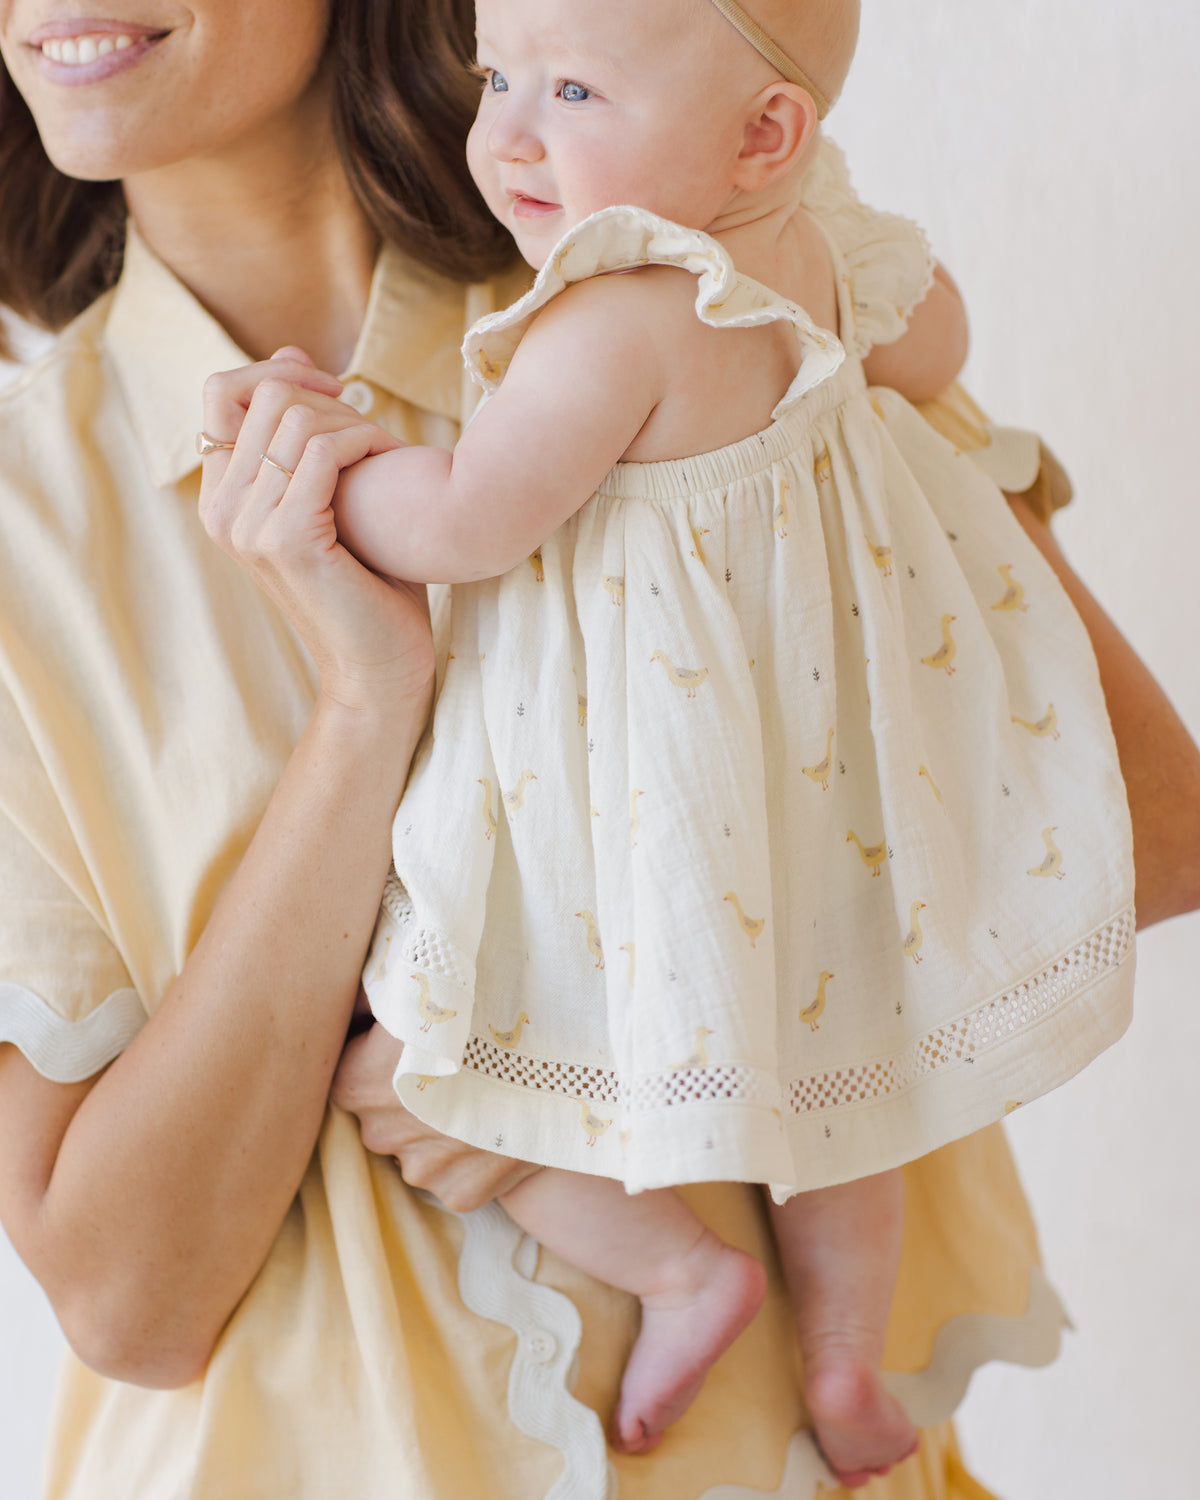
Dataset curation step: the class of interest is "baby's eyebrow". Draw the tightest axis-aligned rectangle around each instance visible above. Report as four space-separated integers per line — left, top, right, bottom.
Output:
529 26 628 78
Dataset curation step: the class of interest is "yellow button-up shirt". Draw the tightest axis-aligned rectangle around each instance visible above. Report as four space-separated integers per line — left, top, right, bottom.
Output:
0 227 1055 1500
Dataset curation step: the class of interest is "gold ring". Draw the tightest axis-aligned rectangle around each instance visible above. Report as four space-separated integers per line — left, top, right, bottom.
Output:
258 452 295 479
196 431 236 456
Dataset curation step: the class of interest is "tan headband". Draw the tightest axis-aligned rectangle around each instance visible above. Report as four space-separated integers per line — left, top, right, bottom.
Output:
707 0 832 117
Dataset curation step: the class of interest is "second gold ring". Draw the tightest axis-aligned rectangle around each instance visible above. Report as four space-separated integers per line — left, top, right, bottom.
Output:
258 451 295 479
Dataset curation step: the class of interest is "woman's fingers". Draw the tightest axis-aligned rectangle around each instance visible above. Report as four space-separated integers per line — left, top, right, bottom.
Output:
201 352 343 446
200 383 374 547
332 1024 542 1212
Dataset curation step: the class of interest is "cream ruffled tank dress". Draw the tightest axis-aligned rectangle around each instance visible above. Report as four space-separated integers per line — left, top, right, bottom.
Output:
364 146 1136 1197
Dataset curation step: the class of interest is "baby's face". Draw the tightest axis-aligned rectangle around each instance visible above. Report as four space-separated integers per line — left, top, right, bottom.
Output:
468 0 749 268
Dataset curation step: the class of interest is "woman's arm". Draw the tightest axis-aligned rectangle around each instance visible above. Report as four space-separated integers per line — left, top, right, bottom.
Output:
0 357 435 1388
1006 495 1200 929
862 265 970 404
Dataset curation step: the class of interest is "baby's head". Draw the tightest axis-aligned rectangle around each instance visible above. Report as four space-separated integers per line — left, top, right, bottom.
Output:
468 0 860 268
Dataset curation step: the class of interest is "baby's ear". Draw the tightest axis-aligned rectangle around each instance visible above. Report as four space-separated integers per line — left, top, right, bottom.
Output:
733 83 820 191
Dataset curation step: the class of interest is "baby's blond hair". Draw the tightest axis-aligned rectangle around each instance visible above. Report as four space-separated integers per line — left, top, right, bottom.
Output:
711 0 861 114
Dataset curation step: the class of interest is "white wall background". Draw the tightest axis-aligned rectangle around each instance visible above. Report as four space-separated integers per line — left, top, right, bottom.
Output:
2 2 1197 1496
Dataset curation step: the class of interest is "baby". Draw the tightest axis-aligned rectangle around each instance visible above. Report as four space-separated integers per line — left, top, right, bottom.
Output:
243 0 1135 1484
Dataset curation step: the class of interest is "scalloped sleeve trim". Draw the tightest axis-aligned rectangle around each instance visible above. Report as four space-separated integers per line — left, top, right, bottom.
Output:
461 204 845 414
801 136 936 357
0 981 146 1083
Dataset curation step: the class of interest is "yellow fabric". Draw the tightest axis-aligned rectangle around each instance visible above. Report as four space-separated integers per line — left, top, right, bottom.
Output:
918 383 1073 527
0 229 1030 1498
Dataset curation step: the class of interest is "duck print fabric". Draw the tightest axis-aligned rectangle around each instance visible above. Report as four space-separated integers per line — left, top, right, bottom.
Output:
364 198 1135 1197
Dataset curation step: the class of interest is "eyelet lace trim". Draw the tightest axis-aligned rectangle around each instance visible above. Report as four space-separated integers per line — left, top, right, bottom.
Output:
458 907 1134 1118
787 907 1133 1116
379 873 473 989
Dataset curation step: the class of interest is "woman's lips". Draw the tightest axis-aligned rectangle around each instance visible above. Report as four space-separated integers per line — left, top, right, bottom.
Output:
29 21 168 84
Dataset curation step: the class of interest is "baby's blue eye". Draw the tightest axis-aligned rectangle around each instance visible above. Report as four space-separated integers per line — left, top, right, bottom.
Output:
489 69 509 93
560 80 590 102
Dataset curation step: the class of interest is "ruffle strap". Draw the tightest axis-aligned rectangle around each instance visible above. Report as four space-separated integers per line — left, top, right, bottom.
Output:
799 136 936 356
462 205 846 417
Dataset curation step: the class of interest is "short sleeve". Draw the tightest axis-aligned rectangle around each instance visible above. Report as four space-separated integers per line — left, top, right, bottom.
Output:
0 692 145 1083
800 136 936 357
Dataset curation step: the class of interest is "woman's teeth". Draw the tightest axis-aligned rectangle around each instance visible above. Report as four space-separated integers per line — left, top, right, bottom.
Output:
41 35 137 64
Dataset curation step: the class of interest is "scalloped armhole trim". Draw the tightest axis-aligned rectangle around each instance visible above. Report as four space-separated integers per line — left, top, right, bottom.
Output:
0 982 146 1082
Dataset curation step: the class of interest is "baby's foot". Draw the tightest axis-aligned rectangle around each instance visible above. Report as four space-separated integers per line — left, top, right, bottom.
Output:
610 1236 767 1455
804 1344 919 1488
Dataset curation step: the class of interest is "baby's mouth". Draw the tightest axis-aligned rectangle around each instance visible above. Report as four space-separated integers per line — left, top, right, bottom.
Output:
509 192 562 220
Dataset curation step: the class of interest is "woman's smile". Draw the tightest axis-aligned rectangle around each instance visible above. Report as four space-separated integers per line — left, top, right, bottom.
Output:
28 16 169 83
28 14 170 76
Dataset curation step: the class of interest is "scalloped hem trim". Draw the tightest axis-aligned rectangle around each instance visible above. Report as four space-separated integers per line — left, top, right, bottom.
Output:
0 982 146 1082
452 1196 1066 1500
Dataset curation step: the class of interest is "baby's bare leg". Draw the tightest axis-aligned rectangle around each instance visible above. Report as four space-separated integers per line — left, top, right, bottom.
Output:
501 1169 765 1454
768 1170 918 1488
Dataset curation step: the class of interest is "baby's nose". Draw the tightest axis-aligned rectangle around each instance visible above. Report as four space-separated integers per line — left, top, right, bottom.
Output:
487 107 544 164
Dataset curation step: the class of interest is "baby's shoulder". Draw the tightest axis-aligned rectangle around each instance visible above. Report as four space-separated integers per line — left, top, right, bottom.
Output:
516 263 699 381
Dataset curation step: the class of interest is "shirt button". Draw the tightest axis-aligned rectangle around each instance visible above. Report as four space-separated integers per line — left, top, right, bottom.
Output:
340 379 374 415
523 1330 557 1364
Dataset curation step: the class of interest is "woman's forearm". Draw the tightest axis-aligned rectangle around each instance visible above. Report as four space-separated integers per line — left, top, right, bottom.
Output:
0 688 427 1387
1007 495 1200 928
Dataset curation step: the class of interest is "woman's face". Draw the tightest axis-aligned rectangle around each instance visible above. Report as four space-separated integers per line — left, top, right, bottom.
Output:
0 1 331 181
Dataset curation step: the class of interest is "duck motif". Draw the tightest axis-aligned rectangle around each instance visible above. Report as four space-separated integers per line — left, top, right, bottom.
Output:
476 778 498 840
368 933 394 985
864 533 894 577
651 650 708 697
846 829 888 877
575 909 605 968
902 902 927 964
690 526 711 565
799 971 835 1032
802 728 836 791
724 891 766 946
551 240 577 277
921 614 958 676
814 447 833 486
580 1100 613 1146
502 769 537 813
412 972 458 1032
1011 704 1060 740
918 764 944 804
528 549 545 583
1027 827 1065 880
489 1012 532 1050
602 574 625 605
774 477 790 538
672 1026 715 1070
991 564 1028 612
619 942 636 986
629 788 645 847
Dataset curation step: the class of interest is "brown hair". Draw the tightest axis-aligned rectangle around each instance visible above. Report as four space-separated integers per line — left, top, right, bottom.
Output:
0 0 515 361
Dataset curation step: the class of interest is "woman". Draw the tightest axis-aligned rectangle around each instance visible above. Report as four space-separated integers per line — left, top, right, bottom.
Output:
0 2 1196 1497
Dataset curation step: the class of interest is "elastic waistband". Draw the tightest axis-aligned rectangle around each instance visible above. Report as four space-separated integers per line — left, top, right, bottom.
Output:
598 360 866 502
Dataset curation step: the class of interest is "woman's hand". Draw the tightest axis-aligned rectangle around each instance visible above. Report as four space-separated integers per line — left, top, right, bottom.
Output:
332 1023 543 1212
199 347 434 715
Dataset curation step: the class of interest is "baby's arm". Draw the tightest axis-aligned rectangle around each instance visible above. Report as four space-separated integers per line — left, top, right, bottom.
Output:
861 264 970 403
332 274 672 584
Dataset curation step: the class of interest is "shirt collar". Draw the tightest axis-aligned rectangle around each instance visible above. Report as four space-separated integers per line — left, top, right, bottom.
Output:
106 223 471 490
